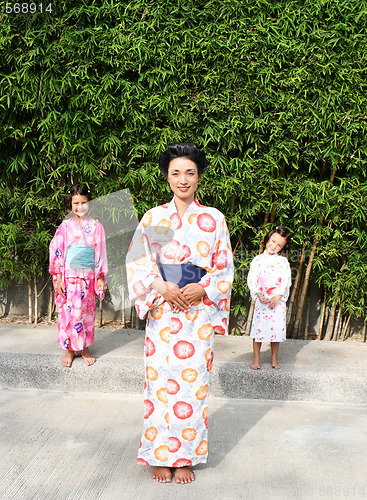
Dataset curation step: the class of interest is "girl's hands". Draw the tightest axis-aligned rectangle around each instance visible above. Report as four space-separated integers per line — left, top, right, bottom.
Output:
96 277 107 292
151 278 191 312
56 274 66 296
269 295 282 309
256 292 269 304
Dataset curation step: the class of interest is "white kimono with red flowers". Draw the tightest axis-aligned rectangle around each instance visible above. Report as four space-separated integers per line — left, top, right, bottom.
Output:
127 197 233 467
247 251 291 342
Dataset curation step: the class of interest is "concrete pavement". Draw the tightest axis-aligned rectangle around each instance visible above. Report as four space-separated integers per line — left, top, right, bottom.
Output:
0 323 366 499
1 389 366 500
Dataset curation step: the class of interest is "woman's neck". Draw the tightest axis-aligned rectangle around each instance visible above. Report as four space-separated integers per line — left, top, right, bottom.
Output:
173 195 194 216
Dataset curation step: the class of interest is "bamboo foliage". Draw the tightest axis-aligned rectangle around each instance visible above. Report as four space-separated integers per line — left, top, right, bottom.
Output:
0 1 366 339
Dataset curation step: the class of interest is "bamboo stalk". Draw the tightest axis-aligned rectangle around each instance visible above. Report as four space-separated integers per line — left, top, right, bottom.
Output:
121 266 125 328
48 281 54 323
324 304 336 341
293 166 336 339
130 303 135 328
28 274 32 324
317 290 327 340
293 240 318 338
97 298 103 327
341 314 351 341
244 300 255 335
34 274 38 325
287 249 305 335
304 289 310 340
332 306 342 341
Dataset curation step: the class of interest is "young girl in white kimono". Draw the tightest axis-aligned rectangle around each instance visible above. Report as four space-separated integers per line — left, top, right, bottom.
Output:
127 143 233 485
247 226 292 370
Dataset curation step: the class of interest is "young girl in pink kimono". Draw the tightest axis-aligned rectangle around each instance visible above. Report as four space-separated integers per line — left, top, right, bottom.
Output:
247 226 292 370
49 183 108 367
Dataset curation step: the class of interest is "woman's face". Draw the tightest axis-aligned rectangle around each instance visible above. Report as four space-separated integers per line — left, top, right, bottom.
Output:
167 157 199 203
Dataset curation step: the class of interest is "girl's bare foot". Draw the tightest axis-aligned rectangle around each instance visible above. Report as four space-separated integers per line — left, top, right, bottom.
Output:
174 466 195 484
61 350 75 367
81 347 96 366
272 362 281 369
251 340 261 370
152 466 172 483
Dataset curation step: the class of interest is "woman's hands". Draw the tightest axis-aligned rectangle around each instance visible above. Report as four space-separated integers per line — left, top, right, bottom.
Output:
151 278 206 312
181 283 206 304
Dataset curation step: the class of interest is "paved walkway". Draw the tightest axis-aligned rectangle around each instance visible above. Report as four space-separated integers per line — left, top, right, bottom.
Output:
0 324 366 499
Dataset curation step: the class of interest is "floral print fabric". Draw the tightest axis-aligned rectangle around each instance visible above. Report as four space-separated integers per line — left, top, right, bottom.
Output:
49 217 107 351
247 251 291 342
127 197 233 466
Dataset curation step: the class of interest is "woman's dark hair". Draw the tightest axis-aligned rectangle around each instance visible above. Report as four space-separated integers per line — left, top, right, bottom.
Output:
263 226 292 255
159 143 208 177
65 183 92 214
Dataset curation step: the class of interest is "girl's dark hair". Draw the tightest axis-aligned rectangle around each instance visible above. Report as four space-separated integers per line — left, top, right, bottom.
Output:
65 183 92 214
263 226 292 255
159 143 208 177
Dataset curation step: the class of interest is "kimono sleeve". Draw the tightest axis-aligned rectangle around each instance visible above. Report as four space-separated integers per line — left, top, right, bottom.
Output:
49 223 65 276
247 256 262 301
276 257 292 302
198 214 234 333
94 221 108 281
49 223 66 306
126 218 161 319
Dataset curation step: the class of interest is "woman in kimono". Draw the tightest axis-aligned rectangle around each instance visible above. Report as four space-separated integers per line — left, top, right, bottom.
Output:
247 226 292 370
127 143 233 484
49 183 108 367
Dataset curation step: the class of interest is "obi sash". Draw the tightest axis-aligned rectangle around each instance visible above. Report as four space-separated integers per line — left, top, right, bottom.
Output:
158 262 206 288
66 244 95 269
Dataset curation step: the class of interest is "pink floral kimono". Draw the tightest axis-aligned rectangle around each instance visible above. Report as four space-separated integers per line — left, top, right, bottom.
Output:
127 197 233 467
49 216 107 351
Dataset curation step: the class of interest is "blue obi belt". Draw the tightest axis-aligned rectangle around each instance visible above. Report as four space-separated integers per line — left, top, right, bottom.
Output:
158 263 206 288
66 244 95 269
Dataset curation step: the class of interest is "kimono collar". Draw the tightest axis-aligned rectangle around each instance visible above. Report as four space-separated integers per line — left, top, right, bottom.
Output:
263 250 280 259
167 196 202 221
68 216 92 229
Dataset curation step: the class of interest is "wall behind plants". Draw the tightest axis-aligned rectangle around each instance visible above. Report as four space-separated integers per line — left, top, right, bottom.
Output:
0 0 366 339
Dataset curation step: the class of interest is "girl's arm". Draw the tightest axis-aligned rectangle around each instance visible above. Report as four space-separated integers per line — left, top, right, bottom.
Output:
247 257 263 300
49 224 67 302
94 222 108 281
56 273 66 295
269 258 292 308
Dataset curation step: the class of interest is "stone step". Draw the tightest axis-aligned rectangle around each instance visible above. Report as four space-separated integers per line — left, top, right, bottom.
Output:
0 324 366 404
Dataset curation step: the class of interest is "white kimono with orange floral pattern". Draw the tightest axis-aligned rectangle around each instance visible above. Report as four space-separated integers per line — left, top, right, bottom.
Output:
127 197 233 467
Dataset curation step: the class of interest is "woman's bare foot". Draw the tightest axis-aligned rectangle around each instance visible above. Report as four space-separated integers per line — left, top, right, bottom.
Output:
272 362 281 369
152 466 172 483
250 362 261 370
174 466 195 484
81 347 96 366
61 350 75 367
